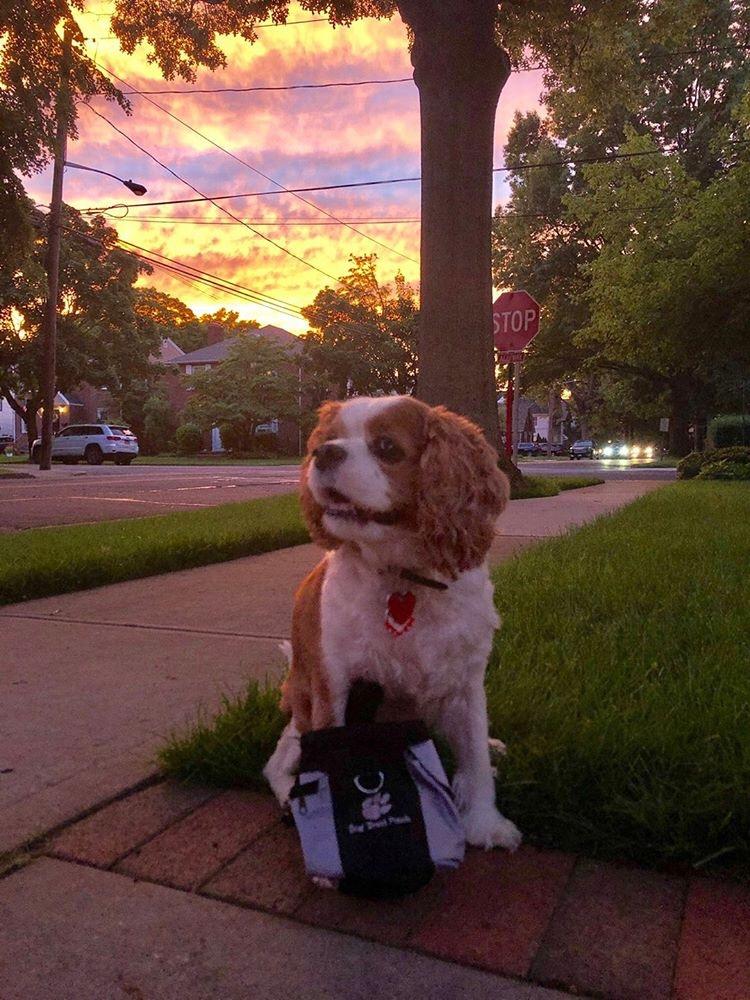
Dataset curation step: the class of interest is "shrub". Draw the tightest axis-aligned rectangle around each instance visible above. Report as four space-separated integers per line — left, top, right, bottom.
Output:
142 393 176 454
697 459 750 481
678 446 750 481
175 421 203 455
708 414 750 448
676 452 704 480
218 424 283 457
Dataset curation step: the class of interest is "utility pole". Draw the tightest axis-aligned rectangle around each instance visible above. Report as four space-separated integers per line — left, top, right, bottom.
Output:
39 28 72 470
511 358 522 465
547 386 556 458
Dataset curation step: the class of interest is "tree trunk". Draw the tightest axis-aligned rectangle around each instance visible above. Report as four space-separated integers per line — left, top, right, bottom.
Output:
398 0 511 455
668 380 692 456
25 406 39 455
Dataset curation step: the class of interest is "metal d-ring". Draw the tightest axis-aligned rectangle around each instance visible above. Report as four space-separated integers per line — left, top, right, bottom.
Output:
353 771 385 795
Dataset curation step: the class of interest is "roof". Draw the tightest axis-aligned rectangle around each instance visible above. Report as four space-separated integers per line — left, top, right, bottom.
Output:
152 337 185 364
175 325 300 367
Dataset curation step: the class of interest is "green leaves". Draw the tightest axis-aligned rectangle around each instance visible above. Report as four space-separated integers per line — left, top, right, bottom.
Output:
301 253 418 398
185 333 300 450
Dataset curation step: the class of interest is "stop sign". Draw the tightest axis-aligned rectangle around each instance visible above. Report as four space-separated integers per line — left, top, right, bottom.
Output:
493 290 540 353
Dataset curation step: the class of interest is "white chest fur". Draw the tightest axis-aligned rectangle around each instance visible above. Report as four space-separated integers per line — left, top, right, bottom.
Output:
319 548 500 719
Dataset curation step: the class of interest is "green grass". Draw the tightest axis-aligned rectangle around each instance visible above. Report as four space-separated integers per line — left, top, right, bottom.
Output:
511 474 604 499
159 482 750 871
0 492 308 605
159 681 287 789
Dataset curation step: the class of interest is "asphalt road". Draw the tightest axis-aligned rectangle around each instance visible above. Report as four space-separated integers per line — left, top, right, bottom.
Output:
0 464 301 530
0 459 675 531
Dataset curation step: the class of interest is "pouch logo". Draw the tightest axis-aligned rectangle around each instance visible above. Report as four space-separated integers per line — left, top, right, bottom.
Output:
362 791 391 821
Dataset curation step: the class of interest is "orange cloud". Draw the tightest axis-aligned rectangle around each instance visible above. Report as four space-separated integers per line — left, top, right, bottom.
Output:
24 2 542 333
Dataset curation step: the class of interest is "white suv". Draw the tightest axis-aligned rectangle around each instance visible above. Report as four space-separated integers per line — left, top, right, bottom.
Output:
31 424 139 466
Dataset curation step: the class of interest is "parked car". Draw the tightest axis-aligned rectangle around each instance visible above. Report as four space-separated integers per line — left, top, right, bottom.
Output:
30 424 139 465
570 439 597 459
517 441 540 457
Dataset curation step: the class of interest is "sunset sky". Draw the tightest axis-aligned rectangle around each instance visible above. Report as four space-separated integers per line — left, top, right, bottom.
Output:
26 3 545 335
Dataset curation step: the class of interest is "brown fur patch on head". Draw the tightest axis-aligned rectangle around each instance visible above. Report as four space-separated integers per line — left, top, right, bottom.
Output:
416 406 508 578
300 401 343 549
364 397 431 523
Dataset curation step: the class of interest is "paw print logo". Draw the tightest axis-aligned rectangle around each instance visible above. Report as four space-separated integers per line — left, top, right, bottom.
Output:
362 792 391 821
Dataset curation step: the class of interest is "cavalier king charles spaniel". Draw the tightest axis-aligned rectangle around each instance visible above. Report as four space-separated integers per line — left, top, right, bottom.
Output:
264 395 521 851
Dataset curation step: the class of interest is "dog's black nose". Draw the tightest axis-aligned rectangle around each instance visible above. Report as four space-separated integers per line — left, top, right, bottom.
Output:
314 442 347 472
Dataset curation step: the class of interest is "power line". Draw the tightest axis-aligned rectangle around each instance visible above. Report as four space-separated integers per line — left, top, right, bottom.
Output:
59 222 303 317
83 103 339 280
92 61 419 265
78 147 686 214
113 216 421 225
114 235 303 313
128 77 413 95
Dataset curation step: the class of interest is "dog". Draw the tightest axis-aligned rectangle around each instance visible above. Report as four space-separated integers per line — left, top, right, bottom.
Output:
263 395 521 851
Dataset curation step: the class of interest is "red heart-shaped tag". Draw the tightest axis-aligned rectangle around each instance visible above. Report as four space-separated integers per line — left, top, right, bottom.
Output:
385 591 416 636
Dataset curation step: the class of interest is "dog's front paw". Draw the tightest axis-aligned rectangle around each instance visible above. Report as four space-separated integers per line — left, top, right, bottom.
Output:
462 808 522 852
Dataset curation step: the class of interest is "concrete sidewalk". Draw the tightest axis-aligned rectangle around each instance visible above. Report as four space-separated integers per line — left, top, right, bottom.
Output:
0 479 662 856
6 779 743 1000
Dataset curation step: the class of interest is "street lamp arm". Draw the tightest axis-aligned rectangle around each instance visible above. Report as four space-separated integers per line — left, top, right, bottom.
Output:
64 161 147 196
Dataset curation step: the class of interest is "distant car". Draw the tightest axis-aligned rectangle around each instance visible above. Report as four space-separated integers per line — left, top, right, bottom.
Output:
517 441 540 457
598 441 656 460
30 424 139 465
570 439 596 459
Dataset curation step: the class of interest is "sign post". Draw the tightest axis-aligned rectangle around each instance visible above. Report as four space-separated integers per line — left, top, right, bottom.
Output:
493 290 540 458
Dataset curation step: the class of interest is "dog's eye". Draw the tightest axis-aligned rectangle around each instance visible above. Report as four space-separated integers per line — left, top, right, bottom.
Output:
371 435 404 464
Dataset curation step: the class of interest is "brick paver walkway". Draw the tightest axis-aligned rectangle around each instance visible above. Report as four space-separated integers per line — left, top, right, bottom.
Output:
33 779 750 1000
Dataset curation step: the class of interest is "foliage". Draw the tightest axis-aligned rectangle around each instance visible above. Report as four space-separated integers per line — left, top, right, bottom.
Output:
676 452 704 480
708 414 750 448
185 334 300 451
492 4 750 452
697 459 750 481
174 421 203 456
0 206 157 440
133 289 260 354
0 492 308 605
677 446 750 479
141 392 176 454
0 1 125 218
302 254 418 399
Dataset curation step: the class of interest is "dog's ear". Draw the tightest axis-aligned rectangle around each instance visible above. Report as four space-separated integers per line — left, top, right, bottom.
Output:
300 401 343 549
416 406 508 579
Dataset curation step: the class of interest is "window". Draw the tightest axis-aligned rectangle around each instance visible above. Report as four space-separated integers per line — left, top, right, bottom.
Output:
185 364 193 375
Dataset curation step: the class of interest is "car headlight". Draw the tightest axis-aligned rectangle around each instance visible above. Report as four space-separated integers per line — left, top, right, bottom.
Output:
619 445 630 457
602 446 614 457
631 446 641 458
645 446 654 458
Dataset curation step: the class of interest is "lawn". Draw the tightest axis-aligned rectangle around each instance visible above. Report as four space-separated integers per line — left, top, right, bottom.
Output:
511 474 603 499
0 474 600 605
0 492 308 605
160 482 750 871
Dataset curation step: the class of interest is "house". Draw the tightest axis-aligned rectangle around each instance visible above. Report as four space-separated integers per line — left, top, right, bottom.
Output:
0 396 15 444
173 324 302 454
173 324 300 375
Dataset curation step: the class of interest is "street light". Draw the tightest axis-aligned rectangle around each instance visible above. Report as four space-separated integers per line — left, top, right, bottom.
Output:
64 161 147 196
